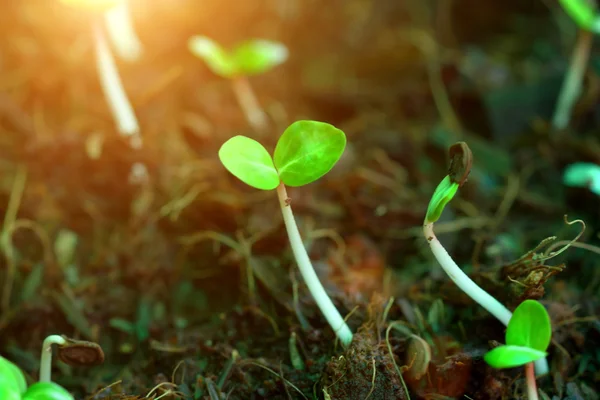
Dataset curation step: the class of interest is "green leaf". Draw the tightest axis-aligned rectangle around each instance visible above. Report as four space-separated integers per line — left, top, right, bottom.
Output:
188 36 237 78
232 39 288 76
109 318 136 335
506 300 552 351
219 136 280 190
425 176 459 223
21 263 44 303
0 385 21 400
0 355 27 394
484 345 547 369
273 120 346 187
23 382 74 400
559 0 597 31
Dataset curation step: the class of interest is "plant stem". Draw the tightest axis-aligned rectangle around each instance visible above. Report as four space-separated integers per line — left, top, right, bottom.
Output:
40 335 67 382
93 21 142 149
276 183 353 346
103 0 143 62
231 76 268 133
525 362 539 400
423 222 549 376
552 29 593 131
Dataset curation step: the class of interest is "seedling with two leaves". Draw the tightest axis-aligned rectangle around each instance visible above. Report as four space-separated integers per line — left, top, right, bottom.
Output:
189 36 288 133
218 120 353 346
484 300 552 400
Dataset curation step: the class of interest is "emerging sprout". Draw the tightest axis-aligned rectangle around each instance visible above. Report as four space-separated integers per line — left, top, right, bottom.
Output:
189 35 289 133
553 0 598 130
40 335 104 383
484 300 551 400
218 120 353 346
423 142 549 376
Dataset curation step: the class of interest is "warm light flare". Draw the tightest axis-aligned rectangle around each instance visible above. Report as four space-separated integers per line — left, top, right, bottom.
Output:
60 0 122 12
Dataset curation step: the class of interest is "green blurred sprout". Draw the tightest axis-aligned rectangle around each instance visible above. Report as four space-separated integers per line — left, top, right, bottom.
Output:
553 0 598 130
423 142 549 375
563 162 600 195
189 35 289 133
218 120 353 346
0 355 73 400
484 300 551 400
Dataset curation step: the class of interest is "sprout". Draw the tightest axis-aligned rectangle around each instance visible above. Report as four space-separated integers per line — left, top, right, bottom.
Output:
563 162 600 195
484 300 551 400
218 120 352 346
553 0 598 130
40 335 104 383
189 35 289 133
423 142 549 376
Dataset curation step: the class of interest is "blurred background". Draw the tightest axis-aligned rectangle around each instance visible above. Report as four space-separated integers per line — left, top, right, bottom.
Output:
0 0 599 398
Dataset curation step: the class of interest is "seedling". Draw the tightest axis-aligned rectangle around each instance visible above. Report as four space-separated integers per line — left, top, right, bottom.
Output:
40 335 104 383
189 35 288 133
61 0 143 152
484 300 551 400
553 0 598 130
218 120 353 346
423 142 549 375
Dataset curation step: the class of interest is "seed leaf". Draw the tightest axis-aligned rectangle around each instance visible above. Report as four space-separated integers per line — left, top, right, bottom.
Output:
0 356 27 394
425 176 459 224
484 345 547 369
188 36 237 78
219 136 280 190
232 40 288 76
506 300 551 351
274 120 346 187
559 0 597 31
23 382 74 400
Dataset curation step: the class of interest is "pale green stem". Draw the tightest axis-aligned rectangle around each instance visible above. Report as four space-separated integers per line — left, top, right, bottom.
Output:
231 76 268 133
423 222 549 376
39 335 67 382
104 0 143 62
552 29 593 131
276 183 353 346
526 362 539 400
93 21 142 149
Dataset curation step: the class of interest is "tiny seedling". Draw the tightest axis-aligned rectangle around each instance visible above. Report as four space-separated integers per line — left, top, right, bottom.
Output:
553 0 598 130
218 120 353 346
40 335 104 383
189 35 288 133
484 300 551 400
423 142 548 375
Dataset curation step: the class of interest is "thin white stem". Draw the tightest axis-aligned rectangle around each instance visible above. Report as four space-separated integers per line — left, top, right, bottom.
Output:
231 76 268 133
552 29 593 131
277 183 353 346
93 21 142 149
423 222 549 376
525 362 539 400
39 335 67 383
104 0 143 62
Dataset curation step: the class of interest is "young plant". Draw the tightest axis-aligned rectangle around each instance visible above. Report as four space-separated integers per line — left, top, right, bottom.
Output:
40 335 104 383
484 300 551 400
189 36 288 133
553 0 598 130
61 0 143 153
0 355 73 400
218 120 353 346
423 142 549 375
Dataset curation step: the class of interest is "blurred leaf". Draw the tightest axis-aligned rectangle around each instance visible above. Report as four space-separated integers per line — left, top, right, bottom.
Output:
109 318 136 335
188 36 237 78
54 293 93 339
559 0 597 31
219 135 280 190
0 355 27 395
23 381 74 400
54 229 78 269
231 39 288 76
20 263 44 303
274 120 346 187
135 297 153 342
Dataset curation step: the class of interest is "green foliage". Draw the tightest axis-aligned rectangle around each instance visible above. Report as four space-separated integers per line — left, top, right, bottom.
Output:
22 382 73 400
218 136 280 190
0 356 27 394
559 0 598 31
484 300 552 369
218 120 346 190
188 36 288 78
274 120 346 187
0 357 74 400
425 176 459 224
563 162 600 195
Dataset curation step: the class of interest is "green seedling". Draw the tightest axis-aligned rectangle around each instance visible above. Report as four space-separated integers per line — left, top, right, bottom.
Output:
0 354 72 400
218 120 353 346
189 35 288 133
423 142 549 376
484 300 551 400
553 0 598 130
40 335 104 383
